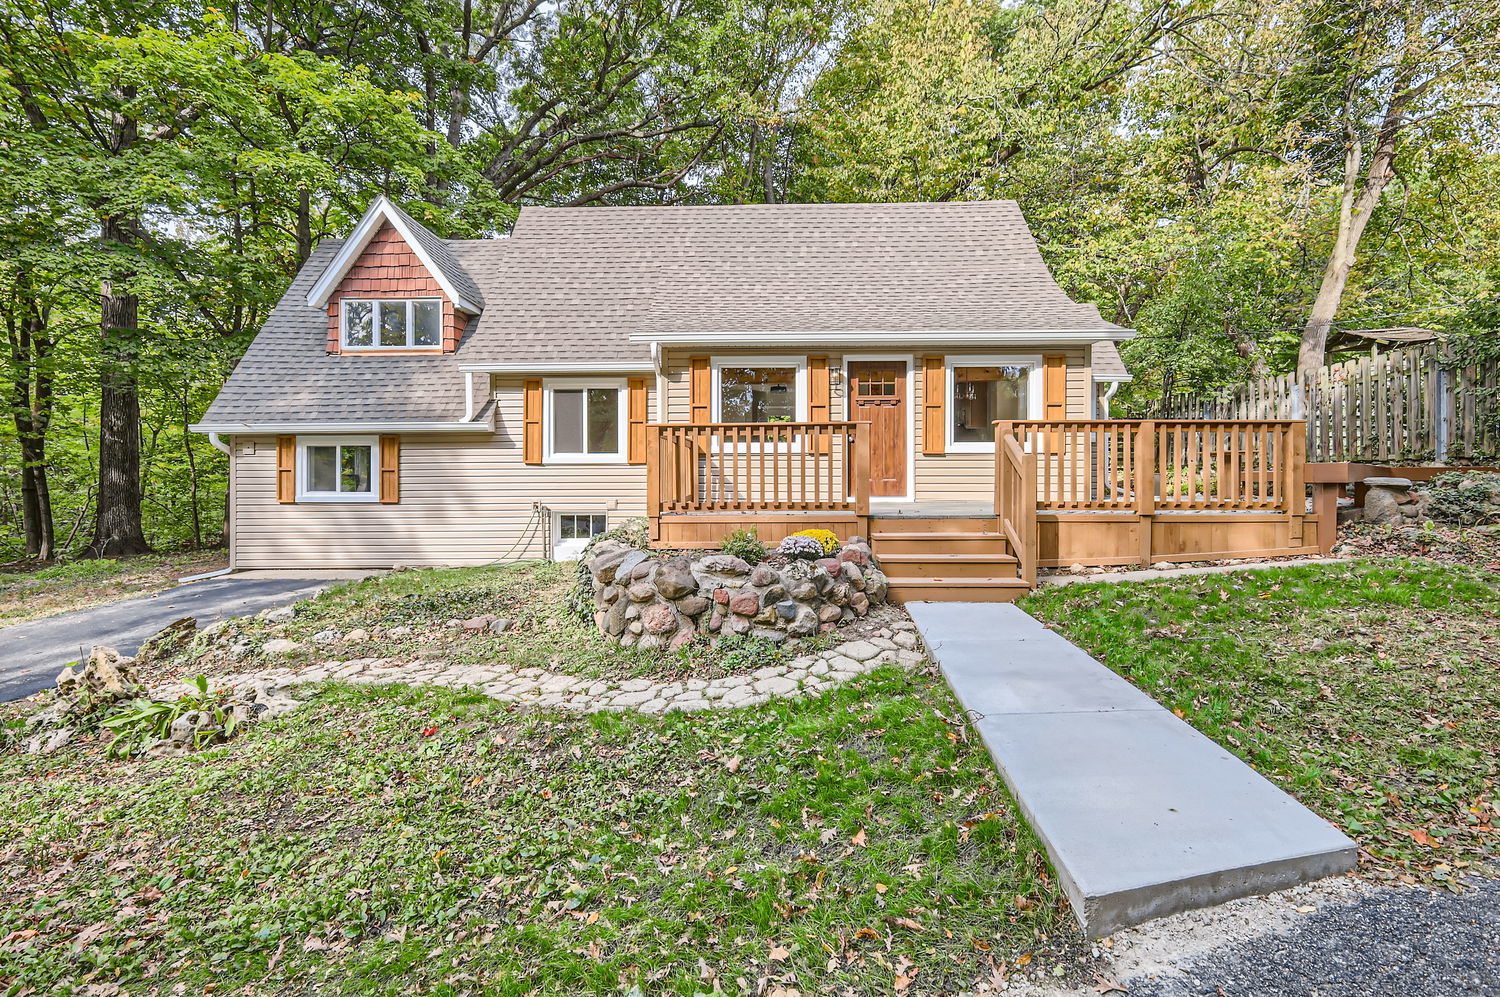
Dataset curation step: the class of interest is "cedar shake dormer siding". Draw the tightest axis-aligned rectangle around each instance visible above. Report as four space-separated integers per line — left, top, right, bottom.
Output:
324 222 468 354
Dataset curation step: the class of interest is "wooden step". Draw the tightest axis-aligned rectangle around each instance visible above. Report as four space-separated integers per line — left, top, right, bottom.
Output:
885 577 1033 604
868 516 998 534
870 531 1011 555
877 553 1020 579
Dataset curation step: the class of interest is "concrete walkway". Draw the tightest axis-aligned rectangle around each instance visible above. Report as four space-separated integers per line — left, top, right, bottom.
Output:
906 602 1356 937
0 575 358 702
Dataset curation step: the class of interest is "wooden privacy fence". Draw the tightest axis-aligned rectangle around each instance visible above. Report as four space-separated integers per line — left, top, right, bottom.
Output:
1145 343 1499 462
999 420 1305 512
647 421 870 515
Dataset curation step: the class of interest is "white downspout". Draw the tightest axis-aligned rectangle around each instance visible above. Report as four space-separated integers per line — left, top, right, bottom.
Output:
207 432 230 454
1101 382 1121 418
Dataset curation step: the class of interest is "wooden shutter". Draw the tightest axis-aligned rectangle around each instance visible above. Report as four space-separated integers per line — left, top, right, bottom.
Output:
379 435 400 503
922 356 945 455
276 436 296 503
1043 354 1068 420
688 356 711 423
523 378 543 465
627 377 648 464
808 356 831 452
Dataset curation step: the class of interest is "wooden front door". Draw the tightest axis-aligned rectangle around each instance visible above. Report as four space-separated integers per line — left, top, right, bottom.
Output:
848 360 908 497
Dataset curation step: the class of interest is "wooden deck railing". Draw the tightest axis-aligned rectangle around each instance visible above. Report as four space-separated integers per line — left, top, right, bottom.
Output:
995 431 1038 585
646 422 871 515
998 420 1306 513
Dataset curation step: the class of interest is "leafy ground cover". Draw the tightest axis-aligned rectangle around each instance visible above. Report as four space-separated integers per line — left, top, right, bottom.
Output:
149 562 846 687
1022 559 1500 885
0 552 228 627
0 670 1083 996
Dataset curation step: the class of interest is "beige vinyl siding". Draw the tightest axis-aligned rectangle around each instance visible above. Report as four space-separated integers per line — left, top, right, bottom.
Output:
229 376 651 568
660 345 1091 504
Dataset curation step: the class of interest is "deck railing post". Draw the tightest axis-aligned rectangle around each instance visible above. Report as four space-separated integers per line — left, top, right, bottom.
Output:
995 421 1014 515
646 425 662 540
1135 420 1156 566
853 423 872 526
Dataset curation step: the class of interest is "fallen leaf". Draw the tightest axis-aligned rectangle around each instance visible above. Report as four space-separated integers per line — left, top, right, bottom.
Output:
851 828 868 847
769 944 791 962
421 726 438 738
884 916 924 933
724 756 742 773
1092 972 1128 994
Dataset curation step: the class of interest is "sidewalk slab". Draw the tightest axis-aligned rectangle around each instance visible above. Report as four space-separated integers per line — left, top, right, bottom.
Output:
907 601 1357 937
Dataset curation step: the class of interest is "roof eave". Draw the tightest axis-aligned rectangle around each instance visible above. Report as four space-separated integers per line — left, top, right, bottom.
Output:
190 418 494 435
630 329 1132 346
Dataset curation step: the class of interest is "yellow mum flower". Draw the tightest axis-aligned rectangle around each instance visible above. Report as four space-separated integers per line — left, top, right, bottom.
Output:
791 529 840 555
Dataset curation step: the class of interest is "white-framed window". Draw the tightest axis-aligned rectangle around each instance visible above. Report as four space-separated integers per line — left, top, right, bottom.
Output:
544 379 627 463
712 356 808 423
945 355 1043 453
297 436 379 502
553 512 609 561
341 298 443 350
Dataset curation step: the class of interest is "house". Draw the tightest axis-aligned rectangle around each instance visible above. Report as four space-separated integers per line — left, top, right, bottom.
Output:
194 198 1319 600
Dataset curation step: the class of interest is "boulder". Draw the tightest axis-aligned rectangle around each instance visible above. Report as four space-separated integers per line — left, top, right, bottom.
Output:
850 592 870 616
1363 477 1413 526
655 557 697 599
629 559 657 582
729 591 761 616
626 581 657 602
260 605 296 623
774 599 799 620
837 546 868 566
749 564 779 587
841 561 866 590
817 603 843 624
788 579 819 601
815 557 843 576
587 541 633 583
760 584 788 607
642 604 680 635
488 618 513 634
676 595 710 617
697 554 751 576
262 638 303 656
787 606 819 637
615 550 649 582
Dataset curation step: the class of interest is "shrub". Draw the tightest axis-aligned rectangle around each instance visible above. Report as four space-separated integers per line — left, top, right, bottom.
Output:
777 535 825 560
99 676 238 759
790 528 839 555
1423 471 1500 526
719 526 767 564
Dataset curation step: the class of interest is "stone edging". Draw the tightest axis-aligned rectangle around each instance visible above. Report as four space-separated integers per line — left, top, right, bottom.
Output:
156 625 926 715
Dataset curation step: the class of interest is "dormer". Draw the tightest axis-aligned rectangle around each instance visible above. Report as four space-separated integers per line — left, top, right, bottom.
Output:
306 196 483 355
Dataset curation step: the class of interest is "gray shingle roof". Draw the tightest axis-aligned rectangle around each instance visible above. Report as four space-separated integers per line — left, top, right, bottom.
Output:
383 199 485 309
1092 341 1132 380
197 241 470 427
201 201 1128 425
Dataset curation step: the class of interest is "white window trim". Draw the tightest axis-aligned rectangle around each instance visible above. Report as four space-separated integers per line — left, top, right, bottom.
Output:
944 354 1043 454
552 511 610 561
843 353 916 504
340 298 444 351
542 378 628 465
296 435 380 502
710 355 809 423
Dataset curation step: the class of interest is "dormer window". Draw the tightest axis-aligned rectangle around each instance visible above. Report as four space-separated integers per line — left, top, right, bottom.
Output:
341 299 443 350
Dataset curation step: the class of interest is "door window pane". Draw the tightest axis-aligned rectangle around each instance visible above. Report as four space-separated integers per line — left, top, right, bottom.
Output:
719 367 796 422
952 366 1028 443
340 445 372 493
413 300 442 346
378 301 408 346
308 446 338 492
343 301 373 347
586 388 619 453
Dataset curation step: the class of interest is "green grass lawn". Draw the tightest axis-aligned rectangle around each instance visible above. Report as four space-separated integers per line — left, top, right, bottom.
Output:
0 551 228 627
1022 559 1500 884
0 670 1076 995
167 562 840 686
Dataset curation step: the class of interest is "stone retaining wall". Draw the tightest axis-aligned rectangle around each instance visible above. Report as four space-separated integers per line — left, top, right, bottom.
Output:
586 539 890 649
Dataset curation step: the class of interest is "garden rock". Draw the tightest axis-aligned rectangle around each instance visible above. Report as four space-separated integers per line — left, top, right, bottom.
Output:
262 638 303 656
676 595 710 617
344 628 370 643
261 605 296 623
655 559 697 599
641 604 679 635
488 618 513 634
56 646 143 702
1363 476 1415 526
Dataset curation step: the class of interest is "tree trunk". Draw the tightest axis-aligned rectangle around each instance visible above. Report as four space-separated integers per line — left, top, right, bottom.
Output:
89 214 151 557
5 278 55 560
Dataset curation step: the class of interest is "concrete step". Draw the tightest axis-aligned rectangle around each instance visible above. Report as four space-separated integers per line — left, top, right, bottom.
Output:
886 578 1031 603
906 602 1357 937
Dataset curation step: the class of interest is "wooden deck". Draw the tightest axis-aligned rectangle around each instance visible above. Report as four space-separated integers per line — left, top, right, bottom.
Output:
645 419 1323 601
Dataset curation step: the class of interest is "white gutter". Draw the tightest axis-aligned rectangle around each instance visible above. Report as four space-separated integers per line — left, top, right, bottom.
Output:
191 420 494 434
456 361 655 374
206 432 230 454
629 329 1134 346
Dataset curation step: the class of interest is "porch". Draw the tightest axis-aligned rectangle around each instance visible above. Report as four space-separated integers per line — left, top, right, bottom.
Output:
644 419 1322 601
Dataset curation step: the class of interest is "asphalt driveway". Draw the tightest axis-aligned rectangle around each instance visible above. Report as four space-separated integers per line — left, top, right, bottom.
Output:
0 575 349 701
